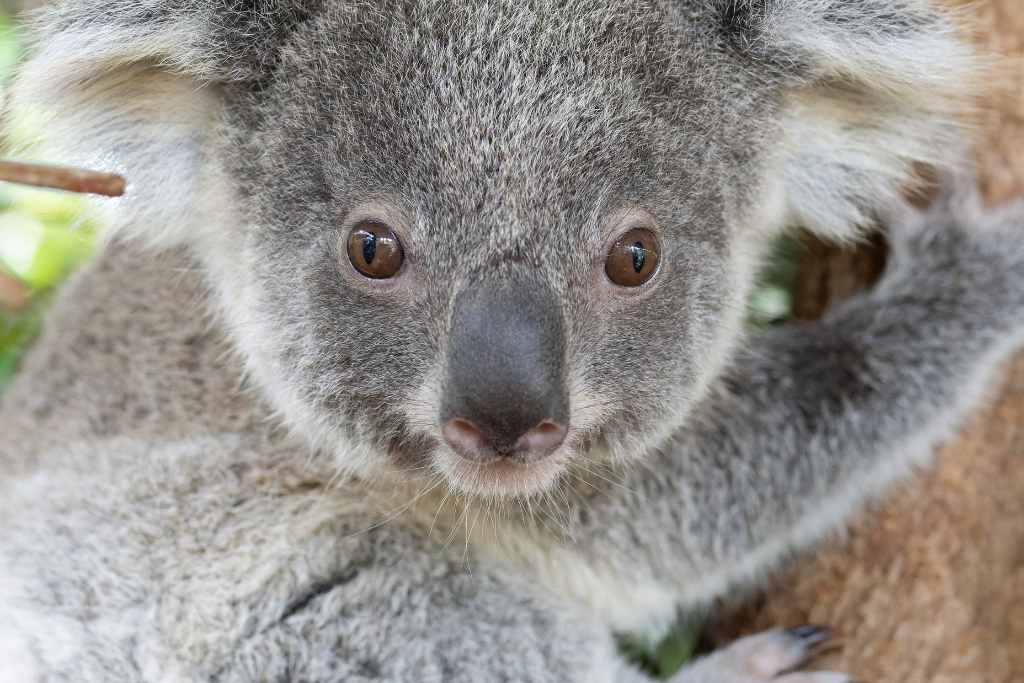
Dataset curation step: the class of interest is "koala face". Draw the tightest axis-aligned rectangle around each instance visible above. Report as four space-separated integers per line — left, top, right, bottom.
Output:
226 1 783 498
23 0 963 501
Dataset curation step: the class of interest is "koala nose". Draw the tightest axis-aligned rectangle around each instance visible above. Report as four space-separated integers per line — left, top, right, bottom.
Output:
441 276 570 463
441 418 568 464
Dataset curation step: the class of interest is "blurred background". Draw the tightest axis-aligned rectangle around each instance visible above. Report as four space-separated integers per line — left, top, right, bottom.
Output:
0 1 105 394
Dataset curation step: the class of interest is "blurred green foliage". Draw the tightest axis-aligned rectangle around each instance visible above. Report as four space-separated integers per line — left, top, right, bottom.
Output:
748 233 803 329
0 14 102 394
0 188 100 393
0 13 17 82
620 614 703 679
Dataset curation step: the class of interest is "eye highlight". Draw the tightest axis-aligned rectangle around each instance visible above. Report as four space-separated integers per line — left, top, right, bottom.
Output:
346 222 404 279
605 227 661 287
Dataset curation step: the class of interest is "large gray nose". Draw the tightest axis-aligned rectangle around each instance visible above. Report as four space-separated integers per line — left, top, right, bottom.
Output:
441 277 570 463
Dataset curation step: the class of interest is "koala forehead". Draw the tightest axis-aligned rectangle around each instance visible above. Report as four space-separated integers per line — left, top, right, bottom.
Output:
238 0 782 251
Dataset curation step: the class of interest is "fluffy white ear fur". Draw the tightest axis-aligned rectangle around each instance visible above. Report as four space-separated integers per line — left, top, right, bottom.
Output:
8 24 230 249
773 0 978 242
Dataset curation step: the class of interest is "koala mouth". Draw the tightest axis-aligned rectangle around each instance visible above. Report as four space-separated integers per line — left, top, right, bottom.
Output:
434 274 572 495
432 442 571 498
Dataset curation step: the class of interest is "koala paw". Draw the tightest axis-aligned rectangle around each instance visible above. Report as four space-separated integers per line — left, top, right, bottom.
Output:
668 626 853 683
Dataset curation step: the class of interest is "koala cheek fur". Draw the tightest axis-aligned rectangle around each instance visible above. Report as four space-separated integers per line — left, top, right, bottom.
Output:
0 2 1017 682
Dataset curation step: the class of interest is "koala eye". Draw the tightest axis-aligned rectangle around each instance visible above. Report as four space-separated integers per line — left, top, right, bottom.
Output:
605 227 661 287
346 222 404 279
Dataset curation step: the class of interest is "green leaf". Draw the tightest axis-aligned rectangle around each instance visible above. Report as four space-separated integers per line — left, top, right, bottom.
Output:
0 13 20 87
0 294 48 394
747 232 803 329
619 615 703 679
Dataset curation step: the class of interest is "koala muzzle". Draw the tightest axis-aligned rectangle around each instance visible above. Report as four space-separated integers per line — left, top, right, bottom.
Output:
441 277 570 464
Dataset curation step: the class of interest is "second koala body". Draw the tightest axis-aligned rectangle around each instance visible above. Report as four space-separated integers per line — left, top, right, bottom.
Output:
1 1 1021 681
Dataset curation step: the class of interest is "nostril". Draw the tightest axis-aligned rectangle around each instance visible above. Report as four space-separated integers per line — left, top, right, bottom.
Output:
441 417 567 464
442 418 498 463
513 421 567 461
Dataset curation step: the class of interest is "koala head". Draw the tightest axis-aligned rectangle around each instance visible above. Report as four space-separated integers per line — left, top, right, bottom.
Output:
15 0 973 500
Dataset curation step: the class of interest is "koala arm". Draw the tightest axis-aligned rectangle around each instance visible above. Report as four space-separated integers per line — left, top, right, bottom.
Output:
550 180 1024 618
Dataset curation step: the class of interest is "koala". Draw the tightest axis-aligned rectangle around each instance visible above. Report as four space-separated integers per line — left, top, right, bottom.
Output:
0 0 1021 681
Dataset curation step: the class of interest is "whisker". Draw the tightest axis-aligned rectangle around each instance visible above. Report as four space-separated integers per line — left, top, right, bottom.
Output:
342 475 442 539
428 487 453 543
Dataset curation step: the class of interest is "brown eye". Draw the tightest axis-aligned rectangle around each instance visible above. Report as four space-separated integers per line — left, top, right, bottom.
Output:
346 222 404 279
605 227 661 287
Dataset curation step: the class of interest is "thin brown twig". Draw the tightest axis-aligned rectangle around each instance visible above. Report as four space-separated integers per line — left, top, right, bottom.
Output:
0 160 126 197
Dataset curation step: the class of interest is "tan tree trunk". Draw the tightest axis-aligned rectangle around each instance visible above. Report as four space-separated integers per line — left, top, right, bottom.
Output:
709 3 1024 681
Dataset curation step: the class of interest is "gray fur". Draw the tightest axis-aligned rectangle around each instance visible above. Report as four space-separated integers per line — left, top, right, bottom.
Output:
0 1 1015 681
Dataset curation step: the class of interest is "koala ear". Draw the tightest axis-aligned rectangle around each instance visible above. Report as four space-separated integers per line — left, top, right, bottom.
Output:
8 1 321 247
22 0 321 83
753 0 978 241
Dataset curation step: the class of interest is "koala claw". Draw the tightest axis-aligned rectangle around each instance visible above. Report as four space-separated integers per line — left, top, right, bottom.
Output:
668 627 851 683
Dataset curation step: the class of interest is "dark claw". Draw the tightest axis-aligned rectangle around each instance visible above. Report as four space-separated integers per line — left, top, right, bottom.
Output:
787 624 837 648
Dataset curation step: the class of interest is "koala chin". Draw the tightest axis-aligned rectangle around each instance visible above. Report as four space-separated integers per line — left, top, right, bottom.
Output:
1 1 1022 682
